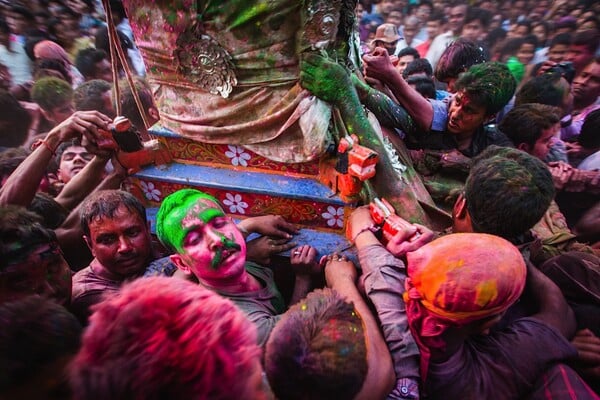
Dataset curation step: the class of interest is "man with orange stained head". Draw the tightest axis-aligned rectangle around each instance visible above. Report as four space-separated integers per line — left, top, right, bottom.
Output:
348 205 598 399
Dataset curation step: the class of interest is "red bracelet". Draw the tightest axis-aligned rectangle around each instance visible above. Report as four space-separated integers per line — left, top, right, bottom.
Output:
31 139 56 156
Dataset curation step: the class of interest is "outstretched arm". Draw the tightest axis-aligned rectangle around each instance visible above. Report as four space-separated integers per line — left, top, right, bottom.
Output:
0 111 112 207
363 48 434 131
349 206 422 399
54 155 110 211
352 74 421 137
325 254 395 400
300 52 381 150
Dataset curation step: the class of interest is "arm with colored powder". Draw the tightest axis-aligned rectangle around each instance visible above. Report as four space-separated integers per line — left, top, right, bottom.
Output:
351 74 421 138
0 111 112 207
324 253 395 400
349 206 422 399
54 155 110 211
362 48 434 132
526 261 576 339
300 53 382 150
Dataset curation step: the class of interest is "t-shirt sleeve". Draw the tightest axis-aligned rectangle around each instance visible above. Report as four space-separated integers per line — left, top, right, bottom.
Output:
429 98 449 132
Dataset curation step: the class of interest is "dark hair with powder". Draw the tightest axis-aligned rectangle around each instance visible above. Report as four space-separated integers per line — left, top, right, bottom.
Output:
465 146 554 239
0 206 56 270
499 103 561 148
265 288 368 400
454 61 516 116
403 58 433 79
515 72 566 107
435 38 488 83
79 190 146 237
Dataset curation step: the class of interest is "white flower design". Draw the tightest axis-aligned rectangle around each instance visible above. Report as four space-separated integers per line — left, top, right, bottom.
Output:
222 193 248 214
322 206 344 228
140 181 161 201
224 145 251 167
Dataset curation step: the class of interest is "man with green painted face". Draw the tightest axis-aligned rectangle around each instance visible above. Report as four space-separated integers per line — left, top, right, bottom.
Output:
156 188 319 347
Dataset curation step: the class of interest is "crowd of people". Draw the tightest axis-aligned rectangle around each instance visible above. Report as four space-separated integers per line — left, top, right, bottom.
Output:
0 0 599 399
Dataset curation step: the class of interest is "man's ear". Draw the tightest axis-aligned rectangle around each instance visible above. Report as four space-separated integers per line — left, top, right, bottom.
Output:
83 235 95 257
452 193 473 233
170 253 192 274
453 193 468 219
516 142 531 153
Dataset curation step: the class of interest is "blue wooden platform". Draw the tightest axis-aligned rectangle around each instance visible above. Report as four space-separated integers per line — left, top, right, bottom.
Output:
135 163 346 205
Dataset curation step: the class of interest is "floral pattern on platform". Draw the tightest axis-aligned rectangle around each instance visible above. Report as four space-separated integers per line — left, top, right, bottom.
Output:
224 145 251 167
163 138 320 176
322 206 344 228
131 179 350 232
223 193 248 214
140 181 161 201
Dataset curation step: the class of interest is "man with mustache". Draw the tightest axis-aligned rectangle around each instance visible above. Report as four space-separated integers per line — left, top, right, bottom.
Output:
156 188 320 347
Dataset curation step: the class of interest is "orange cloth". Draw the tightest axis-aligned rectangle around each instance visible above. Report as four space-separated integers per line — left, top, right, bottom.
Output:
403 233 526 380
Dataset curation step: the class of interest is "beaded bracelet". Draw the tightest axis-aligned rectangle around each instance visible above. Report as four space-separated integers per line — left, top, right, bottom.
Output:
351 224 379 243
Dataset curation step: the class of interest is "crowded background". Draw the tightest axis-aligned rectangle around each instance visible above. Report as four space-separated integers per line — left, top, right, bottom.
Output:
0 0 599 399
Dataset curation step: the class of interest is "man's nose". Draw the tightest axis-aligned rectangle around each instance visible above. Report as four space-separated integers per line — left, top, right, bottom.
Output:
117 236 133 253
206 229 224 250
72 154 86 163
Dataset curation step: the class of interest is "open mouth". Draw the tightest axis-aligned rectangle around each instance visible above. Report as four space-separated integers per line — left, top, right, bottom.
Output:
448 120 459 130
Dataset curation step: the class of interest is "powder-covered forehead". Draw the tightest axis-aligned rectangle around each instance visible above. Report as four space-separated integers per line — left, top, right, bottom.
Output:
156 190 224 252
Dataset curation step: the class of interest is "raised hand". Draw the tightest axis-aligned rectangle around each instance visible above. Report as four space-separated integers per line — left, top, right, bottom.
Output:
300 52 353 105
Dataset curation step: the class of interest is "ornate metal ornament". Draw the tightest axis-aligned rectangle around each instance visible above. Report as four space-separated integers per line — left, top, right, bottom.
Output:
301 0 342 50
175 23 237 98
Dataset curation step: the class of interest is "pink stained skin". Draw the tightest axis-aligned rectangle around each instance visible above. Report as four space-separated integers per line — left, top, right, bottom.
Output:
84 206 152 278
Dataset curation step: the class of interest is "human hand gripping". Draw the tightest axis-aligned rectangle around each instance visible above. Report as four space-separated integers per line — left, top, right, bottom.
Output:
571 328 600 379
362 47 397 85
347 206 378 244
290 245 322 276
323 253 357 288
47 111 114 156
246 235 296 266
385 223 435 258
300 52 354 105
239 215 299 239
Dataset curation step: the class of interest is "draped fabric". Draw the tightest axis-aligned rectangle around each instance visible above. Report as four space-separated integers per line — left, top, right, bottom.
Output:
121 0 348 162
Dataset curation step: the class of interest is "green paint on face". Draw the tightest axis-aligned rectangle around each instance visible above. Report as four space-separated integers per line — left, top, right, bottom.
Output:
210 232 241 270
157 190 225 253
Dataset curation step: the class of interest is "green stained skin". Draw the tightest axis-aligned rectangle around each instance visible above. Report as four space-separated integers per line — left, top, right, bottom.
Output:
159 192 224 252
210 233 241 270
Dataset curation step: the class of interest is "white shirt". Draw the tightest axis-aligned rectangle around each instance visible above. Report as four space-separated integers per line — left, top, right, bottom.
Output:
0 35 32 85
425 31 455 71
